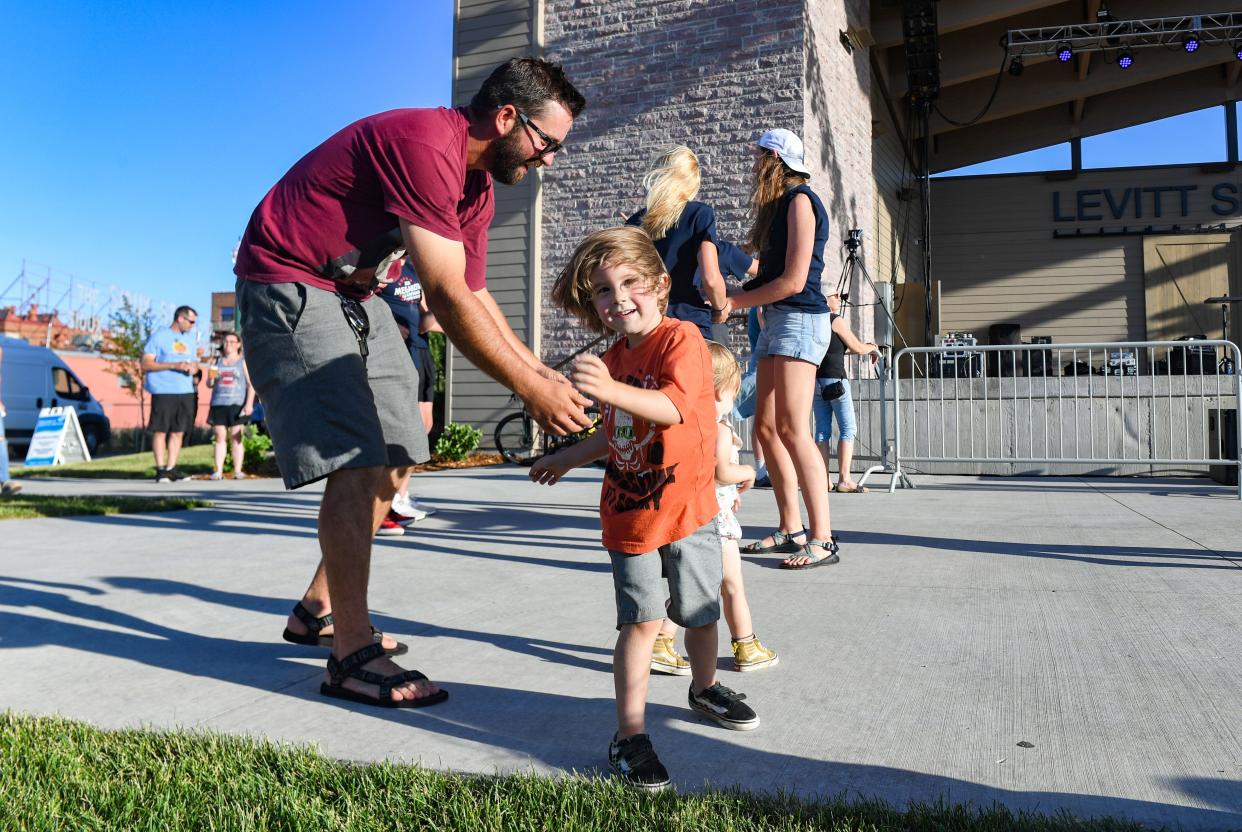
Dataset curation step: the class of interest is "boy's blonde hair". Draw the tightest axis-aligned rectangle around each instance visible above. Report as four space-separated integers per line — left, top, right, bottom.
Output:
641 145 700 241
552 226 670 333
705 340 742 396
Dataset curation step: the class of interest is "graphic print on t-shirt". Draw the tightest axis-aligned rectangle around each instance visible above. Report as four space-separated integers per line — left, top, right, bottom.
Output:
603 371 678 514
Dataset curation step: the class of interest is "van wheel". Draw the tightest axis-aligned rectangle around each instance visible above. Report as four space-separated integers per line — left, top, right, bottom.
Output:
82 426 100 455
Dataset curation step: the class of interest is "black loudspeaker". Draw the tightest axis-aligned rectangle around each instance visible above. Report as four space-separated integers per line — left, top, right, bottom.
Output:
1170 335 1217 375
987 323 1027 377
1028 335 1054 376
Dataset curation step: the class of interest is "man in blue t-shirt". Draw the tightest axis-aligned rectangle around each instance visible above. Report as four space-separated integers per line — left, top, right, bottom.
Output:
141 306 199 482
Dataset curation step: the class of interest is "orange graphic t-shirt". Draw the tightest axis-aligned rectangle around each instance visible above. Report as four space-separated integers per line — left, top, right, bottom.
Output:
599 317 718 554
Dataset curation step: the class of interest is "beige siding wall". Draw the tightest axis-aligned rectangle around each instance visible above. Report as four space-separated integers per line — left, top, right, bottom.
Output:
450 0 541 441
931 163 1242 344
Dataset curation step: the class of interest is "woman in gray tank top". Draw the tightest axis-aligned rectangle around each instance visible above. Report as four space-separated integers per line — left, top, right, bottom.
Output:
206 331 255 479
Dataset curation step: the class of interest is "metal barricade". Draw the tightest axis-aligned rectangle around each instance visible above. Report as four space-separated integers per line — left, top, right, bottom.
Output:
729 352 886 473
890 340 1242 499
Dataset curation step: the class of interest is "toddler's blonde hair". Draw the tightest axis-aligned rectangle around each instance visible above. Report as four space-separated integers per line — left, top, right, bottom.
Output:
705 340 741 397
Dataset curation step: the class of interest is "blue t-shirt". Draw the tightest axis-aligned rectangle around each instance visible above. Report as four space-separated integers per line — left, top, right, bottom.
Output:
626 201 718 331
378 262 428 350
143 327 196 395
744 184 830 314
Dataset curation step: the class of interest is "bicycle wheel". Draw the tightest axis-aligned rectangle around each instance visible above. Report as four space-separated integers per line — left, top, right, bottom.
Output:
494 411 542 466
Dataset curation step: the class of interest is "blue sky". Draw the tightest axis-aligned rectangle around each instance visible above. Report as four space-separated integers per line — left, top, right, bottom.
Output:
1 1 1235 341
0 1 454 340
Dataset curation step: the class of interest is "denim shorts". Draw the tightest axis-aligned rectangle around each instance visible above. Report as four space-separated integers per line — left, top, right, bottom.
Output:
754 308 831 365
813 377 857 442
608 521 722 630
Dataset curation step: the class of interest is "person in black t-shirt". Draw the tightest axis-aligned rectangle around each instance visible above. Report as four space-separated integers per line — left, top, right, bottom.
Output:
813 292 879 493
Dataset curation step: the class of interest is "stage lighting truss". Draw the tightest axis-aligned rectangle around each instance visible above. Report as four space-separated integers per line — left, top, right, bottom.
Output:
1007 13 1242 60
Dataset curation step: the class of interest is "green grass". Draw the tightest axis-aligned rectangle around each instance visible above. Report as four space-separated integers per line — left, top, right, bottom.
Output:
13 444 214 479
0 494 211 519
0 713 1151 832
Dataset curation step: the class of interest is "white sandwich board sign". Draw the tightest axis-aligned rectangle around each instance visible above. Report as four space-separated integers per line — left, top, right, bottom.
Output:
23 406 92 467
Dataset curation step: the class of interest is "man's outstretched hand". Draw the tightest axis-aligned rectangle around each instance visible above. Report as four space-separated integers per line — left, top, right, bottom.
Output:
524 376 593 436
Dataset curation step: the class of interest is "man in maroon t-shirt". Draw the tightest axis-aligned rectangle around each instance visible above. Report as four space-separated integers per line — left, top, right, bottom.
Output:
234 58 588 709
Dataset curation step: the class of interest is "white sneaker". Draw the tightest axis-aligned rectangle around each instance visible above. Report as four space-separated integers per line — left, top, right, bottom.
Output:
407 497 437 517
209 472 223 481
390 494 426 526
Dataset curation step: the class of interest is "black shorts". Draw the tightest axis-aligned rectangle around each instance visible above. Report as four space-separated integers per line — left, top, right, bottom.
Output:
149 393 196 435
411 346 436 403
208 404 249 428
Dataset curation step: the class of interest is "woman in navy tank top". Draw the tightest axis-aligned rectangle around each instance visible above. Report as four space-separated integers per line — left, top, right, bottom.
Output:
717 129 838 569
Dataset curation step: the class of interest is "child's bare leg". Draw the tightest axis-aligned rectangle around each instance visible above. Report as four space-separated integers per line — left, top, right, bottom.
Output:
683 620 719 694
720 539 753 640
615 619 663 737
658 617 677 638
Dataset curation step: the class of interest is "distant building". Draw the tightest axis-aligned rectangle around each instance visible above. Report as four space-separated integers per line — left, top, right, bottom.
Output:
211 291 237 335
0 304 107 352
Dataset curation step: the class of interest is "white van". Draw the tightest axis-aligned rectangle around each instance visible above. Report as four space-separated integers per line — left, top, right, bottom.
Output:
1 336 111 455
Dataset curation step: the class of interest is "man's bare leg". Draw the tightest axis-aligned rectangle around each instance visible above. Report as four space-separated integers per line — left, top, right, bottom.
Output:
284 469 409 665
166 432 184 469
152 432 167 470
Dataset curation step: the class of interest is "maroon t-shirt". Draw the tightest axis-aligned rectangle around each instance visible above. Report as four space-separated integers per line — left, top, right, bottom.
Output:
234 106 494 297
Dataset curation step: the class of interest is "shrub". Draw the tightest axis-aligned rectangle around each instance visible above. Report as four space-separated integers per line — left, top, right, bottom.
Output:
221 427 273 474
433 422 481 462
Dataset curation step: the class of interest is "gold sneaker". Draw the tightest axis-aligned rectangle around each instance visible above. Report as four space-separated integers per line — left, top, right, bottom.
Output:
651 635 691 676
731 635 779 672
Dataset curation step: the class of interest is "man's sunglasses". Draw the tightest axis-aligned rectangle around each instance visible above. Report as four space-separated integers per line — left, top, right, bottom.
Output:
515 109 563 158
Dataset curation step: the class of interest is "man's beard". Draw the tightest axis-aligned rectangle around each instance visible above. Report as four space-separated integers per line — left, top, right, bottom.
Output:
489 129 537 186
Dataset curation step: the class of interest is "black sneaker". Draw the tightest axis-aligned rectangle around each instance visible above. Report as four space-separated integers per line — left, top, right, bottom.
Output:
165 467 192 482
155 468 172 483
689 683 760 731
607 733 671 791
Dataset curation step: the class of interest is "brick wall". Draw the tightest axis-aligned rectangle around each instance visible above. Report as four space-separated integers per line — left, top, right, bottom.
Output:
804 0 874 342
540 0 806 361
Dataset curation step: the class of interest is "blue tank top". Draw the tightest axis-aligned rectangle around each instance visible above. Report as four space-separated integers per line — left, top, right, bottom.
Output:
748 184 829 314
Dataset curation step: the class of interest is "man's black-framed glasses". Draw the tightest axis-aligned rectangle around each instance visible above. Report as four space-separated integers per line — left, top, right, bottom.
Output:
516 109 563 158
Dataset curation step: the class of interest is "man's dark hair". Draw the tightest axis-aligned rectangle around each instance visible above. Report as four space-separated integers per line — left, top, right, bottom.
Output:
174 305 197 321
470 58 585 120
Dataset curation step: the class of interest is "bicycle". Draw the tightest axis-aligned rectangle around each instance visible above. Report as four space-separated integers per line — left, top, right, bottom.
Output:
494 333 608 466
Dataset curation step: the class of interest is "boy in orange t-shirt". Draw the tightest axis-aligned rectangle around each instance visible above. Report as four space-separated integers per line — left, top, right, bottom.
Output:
531 226 761 791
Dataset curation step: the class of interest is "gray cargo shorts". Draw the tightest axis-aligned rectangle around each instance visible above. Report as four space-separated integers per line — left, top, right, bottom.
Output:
235 278 430 489
608 520 722 630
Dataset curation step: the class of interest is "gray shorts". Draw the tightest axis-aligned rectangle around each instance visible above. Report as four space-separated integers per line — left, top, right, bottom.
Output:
608 521 722 630
235 278 430 489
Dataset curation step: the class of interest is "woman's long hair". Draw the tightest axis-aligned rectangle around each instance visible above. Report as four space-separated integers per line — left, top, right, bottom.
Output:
747 150 810 254
641 145 700 241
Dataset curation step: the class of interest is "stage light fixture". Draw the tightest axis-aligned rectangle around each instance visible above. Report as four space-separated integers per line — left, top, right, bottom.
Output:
1183 32 1200 52
1118 49 1134 69
1008 56 1024 76
1234 41 1242 60
1056 41 1073 62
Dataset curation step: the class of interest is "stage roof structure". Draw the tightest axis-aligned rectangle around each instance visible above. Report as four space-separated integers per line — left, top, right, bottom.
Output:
869 1 1242 173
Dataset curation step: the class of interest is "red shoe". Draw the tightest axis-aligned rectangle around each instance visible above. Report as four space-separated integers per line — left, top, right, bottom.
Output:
389 505 423 527
376 515 406 537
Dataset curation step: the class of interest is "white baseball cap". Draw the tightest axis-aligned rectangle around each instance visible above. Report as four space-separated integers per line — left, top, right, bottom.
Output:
756 128 810 176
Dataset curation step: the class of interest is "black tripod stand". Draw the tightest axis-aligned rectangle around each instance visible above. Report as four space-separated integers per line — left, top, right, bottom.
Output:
1204 296 1241 374
833 229 914 492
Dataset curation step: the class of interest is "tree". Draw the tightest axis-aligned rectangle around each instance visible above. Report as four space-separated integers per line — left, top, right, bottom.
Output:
104 297 156 450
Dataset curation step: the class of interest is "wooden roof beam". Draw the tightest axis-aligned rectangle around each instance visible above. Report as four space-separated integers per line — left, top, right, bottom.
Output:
931 66 1240 172
872 0 1064 48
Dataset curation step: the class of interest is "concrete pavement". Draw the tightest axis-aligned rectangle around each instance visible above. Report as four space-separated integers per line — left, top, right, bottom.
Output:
0 468 1239 829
